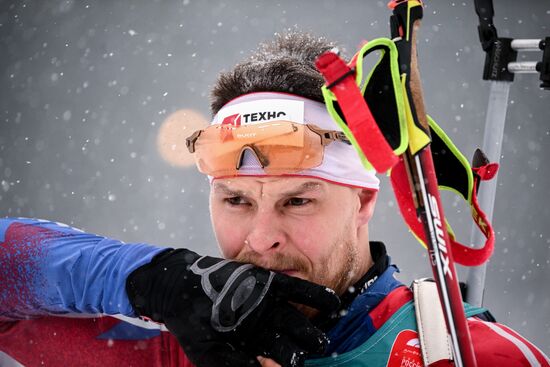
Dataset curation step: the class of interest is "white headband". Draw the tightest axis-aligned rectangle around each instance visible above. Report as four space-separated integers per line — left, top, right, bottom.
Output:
209 92 379 190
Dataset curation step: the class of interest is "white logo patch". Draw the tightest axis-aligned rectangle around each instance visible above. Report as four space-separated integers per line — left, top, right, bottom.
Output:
214 99 305 125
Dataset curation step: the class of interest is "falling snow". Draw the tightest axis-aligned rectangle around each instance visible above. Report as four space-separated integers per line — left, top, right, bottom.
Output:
0 0 549 355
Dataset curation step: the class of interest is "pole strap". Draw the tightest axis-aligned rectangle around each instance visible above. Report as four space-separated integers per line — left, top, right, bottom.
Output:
390 141 497 267
315 51 399 173
316 47 497 267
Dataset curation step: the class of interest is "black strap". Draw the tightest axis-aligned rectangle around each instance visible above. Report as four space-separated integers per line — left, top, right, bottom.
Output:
350 241 390 297
475 310 497 323
474 0 498 51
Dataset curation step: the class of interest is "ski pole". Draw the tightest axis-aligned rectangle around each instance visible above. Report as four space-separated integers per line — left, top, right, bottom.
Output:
466 0 550 307
388 1 477 366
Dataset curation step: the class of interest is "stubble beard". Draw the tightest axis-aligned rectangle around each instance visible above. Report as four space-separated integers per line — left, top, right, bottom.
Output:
236 222 360 318
294 232 359 318
236 225 359 296
314 226 359 296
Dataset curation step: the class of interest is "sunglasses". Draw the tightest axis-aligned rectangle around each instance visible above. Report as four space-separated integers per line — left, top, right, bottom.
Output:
186 121 350 177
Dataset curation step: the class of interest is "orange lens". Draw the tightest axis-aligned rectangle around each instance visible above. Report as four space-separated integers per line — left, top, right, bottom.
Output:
189 121 326 177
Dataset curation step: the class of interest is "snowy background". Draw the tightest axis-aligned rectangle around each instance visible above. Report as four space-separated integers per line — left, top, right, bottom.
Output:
1 0 549 353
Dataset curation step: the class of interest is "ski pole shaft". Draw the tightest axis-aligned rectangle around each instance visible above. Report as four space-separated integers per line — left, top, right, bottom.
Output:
405 150 477 367
466 81 511 307
390 1 477 365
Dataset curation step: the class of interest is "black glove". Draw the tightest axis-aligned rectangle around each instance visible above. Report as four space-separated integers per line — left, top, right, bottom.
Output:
126 248 340 367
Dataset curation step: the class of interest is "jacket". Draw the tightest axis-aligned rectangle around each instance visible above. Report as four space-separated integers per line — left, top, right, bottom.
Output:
1 218 548 366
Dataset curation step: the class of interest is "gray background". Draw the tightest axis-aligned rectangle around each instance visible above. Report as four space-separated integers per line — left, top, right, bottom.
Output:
1 0 549 354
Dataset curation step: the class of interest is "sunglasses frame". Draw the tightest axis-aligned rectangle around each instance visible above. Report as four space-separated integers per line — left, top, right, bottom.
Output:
185 122 350 155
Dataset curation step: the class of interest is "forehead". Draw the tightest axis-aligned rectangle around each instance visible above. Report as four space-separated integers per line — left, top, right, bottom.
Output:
211 176 332 197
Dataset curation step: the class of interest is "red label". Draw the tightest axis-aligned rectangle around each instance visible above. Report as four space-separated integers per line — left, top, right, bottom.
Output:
222 113 241 127
220 113 241 142
386 330 424 367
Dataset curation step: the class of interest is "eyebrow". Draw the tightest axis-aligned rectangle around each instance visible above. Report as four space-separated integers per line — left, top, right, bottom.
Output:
212 183 248 197
279 181 325 197
212 181 325 197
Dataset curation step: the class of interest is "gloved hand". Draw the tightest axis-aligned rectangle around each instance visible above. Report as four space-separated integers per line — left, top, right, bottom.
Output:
126 248 340 367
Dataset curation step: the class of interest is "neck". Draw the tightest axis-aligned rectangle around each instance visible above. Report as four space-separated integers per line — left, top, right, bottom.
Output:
345 227 374 294
313 241 390 329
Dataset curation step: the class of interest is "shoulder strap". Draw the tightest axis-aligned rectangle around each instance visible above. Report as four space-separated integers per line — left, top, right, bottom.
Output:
412 278 454 366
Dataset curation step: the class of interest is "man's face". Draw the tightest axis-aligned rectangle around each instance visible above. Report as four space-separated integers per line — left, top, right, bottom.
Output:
209 176 377 295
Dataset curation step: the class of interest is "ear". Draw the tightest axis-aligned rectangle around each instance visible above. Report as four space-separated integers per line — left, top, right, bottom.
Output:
356 189 377 227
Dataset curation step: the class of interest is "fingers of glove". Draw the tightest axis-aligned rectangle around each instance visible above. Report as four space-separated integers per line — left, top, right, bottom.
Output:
255 333 307 367
165 315 262 367
266 305 329 354
271 274 340 313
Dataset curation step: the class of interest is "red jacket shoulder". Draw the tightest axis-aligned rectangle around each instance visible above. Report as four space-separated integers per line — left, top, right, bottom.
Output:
0 316 194 367
468 317 550 366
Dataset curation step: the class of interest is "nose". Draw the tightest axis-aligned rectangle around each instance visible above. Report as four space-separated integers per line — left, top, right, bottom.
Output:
245 208 285 254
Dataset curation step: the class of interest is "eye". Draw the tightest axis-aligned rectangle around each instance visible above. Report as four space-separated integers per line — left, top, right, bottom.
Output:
225 196 249 206
286 198 311 207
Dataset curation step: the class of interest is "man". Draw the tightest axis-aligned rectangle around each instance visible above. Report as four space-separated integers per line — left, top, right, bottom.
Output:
1 32 549 367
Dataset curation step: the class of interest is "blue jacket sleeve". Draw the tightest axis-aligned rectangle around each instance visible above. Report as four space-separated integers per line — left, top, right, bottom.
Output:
0 217 167 319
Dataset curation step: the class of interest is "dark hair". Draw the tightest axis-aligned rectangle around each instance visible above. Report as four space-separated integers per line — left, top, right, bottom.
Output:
210 31 338 115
